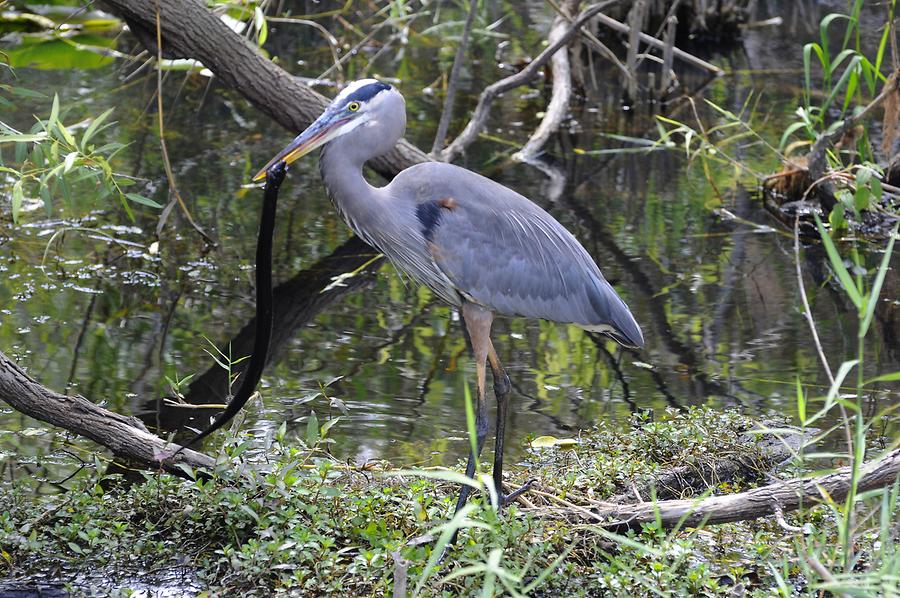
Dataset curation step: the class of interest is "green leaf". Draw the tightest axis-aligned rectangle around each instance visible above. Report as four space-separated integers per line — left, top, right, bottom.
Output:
864 371 900 385
859 222 898 338
306 410 319 446
779 121 810 151
853 183 870 212
81 107 115 151
0 132 48 143
63 151 78 173
125 192 163 209
49 93 59 128
320 416 341 438
11 180 24 224
10 87 46 99
530 436 579 449
55 119 76 147
463 382 479 475
829 203 847 231
254 6 268 46
815 214 863 309
823 55 861 117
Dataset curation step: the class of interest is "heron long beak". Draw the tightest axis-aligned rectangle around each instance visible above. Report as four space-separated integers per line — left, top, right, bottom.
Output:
251 113 351 182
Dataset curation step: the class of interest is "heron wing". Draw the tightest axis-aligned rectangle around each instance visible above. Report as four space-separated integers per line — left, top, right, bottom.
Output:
408 164 643 347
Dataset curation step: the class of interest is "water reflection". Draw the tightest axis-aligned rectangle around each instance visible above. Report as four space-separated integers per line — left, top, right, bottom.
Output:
0 0 897 481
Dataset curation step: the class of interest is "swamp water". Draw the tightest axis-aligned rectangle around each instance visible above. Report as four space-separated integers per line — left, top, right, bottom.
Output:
1 0 897 497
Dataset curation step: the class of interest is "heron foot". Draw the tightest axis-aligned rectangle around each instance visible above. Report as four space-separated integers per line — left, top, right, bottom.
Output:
493 370 510 400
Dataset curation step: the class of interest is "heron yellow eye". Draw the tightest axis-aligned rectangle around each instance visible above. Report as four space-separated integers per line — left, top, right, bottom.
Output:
348 101 361 112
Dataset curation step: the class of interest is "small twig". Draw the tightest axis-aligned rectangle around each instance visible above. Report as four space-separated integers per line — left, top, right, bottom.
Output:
430 0 478 157
266 17 342 77
530 486 605 521
793 216 835 387
806 554 853 598
153 0 215 246
593 12 723 75
440 0 619 162
772 502 803 533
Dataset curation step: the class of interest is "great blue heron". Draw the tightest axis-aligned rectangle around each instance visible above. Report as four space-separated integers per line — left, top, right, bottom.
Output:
253 79 644 511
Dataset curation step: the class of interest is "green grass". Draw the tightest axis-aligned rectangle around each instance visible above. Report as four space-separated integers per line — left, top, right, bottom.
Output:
2 407 895 596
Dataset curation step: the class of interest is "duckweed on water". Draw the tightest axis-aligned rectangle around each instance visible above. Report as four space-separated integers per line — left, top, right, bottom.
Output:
0 407 895 596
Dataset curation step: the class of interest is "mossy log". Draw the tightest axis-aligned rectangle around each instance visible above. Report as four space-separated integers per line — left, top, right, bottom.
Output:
537 447 900 531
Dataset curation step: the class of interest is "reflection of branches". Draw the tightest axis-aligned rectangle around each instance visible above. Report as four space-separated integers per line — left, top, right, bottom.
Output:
562 188 729 399
66 280 101 389
141 236 383 435
508 378 575 433
586 332 635 410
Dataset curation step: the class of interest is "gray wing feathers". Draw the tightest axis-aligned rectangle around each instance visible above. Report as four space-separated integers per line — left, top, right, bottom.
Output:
404 164 643 348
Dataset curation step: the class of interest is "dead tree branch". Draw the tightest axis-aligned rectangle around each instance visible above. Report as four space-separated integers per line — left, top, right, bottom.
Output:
0 351 214 477
431 0 479 157
513 0 580 162
439 1 618 162
536 447 900 531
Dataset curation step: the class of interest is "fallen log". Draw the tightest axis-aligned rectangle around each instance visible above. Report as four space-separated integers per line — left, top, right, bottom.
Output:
605 424 808 503
0 351 213 477
535 447 900 531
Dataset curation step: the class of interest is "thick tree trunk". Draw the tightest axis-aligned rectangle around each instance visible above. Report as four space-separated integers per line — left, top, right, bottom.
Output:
100 0 428 179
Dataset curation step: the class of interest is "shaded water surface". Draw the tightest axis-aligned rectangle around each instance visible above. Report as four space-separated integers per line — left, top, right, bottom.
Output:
1 0 897 492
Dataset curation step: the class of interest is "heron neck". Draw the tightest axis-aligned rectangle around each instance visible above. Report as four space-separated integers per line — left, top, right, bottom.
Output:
319 139 384 248
318 139 384 237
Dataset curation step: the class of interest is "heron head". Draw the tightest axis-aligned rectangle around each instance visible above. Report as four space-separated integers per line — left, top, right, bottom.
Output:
252 79 401 182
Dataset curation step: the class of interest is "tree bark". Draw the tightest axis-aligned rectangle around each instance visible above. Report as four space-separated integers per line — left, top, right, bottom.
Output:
0 351 214 476
100 0 428 179
538 448 900 531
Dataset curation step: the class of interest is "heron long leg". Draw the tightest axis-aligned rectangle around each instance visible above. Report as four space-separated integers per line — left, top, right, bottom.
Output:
487 342 509 497
487 342 534 506
453 302 492 516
